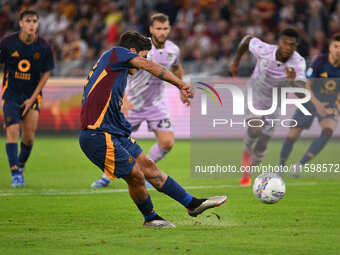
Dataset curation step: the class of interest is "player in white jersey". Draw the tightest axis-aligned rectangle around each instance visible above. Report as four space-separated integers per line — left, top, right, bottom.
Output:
228 28 306 186
91 13 189 188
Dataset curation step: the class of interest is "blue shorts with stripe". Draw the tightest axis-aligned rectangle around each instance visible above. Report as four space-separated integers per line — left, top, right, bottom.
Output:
79 129 143 180
2 99 40 127
292 101 338 129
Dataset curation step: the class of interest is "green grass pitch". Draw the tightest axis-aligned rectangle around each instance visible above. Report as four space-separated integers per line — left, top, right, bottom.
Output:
0 137 340 255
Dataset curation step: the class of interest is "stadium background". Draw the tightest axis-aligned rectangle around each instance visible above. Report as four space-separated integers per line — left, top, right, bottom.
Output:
1 0 340 138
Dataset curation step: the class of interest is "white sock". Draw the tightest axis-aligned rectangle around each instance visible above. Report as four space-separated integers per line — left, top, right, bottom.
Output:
102 173 111 181
148 143 170 163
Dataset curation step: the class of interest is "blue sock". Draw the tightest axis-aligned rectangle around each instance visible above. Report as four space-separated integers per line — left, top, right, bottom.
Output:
158 176 193 207
6 143 20 176
19 141 33 167
300 129 332 165
134 195 157 221
280 137 296 166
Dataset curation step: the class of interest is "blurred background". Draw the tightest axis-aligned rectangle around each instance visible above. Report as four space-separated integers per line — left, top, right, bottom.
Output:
1 0 340 76
0 0 339 137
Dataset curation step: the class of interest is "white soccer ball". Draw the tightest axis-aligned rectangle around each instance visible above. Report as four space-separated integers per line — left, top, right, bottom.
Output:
253 173 286 204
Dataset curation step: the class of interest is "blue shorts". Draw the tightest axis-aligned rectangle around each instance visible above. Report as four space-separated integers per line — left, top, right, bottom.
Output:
292 101 338 129
79 129 143 180
2 99 40 127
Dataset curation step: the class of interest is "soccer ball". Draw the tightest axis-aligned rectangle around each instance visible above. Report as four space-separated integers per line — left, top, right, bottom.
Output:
253 173 286 204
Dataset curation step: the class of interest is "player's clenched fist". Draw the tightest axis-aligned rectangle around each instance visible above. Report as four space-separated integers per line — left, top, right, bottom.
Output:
228 62 240 77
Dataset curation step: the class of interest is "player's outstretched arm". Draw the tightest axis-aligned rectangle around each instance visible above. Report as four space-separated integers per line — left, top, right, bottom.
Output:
171 64 190 106
229 35 253 77
129 56 191 98
21 70 51 116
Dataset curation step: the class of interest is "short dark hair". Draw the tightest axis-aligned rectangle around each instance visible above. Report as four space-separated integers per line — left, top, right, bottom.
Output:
150 13 169 26
118 31 152 52
279 28 299 42
330 33 340 42
20 9 39 20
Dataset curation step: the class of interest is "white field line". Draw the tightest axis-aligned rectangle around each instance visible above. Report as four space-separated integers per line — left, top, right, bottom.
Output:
0 182 339 197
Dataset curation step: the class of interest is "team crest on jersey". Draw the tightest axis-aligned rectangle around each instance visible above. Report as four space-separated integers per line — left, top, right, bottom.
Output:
128 156 133 164
33 52 41 60
167 53 175 62
11 51 19 57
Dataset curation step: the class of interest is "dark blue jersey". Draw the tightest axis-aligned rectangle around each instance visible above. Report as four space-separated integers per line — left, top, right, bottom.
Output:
0 32 54 104
306 54 340 104
80 46 138 136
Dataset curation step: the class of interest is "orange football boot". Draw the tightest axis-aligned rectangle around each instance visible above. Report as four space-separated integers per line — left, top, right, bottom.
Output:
240 150 252 186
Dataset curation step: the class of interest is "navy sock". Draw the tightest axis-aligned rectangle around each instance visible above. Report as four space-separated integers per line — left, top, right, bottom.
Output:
280 137 296 166
6 143 20 176
134 195 157 221
158 176 193 207
19 141 33 167
300 130 332 165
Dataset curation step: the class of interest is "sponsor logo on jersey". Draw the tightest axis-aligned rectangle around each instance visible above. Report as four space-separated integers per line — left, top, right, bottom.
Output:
320 72 328 78
18 59 31 72
15 59 31 80
325 80 336 91
11 51 19 57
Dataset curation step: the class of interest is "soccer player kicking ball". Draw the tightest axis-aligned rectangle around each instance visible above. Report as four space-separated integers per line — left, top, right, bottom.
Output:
0 10 54 187
280 33 340 177
79 31 226 228
228 28 306 186
91 13 189 188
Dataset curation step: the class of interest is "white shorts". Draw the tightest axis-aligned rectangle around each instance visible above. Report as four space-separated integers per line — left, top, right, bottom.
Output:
128 104 173 132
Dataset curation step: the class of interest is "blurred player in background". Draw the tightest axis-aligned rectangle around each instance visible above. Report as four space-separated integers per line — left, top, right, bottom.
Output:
0 10 54 187
91 13 189 188
280 33 340 177
79 31 226 228
228 28 306 186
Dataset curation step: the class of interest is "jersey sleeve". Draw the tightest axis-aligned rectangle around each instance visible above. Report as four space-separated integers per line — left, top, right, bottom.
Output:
42 44 55 72
114 47 138 63
248 37 273 59
294 56 307 82
306 56 323 78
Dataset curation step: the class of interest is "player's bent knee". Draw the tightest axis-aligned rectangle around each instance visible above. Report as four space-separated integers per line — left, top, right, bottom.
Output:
22 137 34 146
255 140 267 153
6 125 20 141
126 165 145 186
286 136 297 144
288 128 301 140
143 157 160 177
160 139 174 151
321 128 333 138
